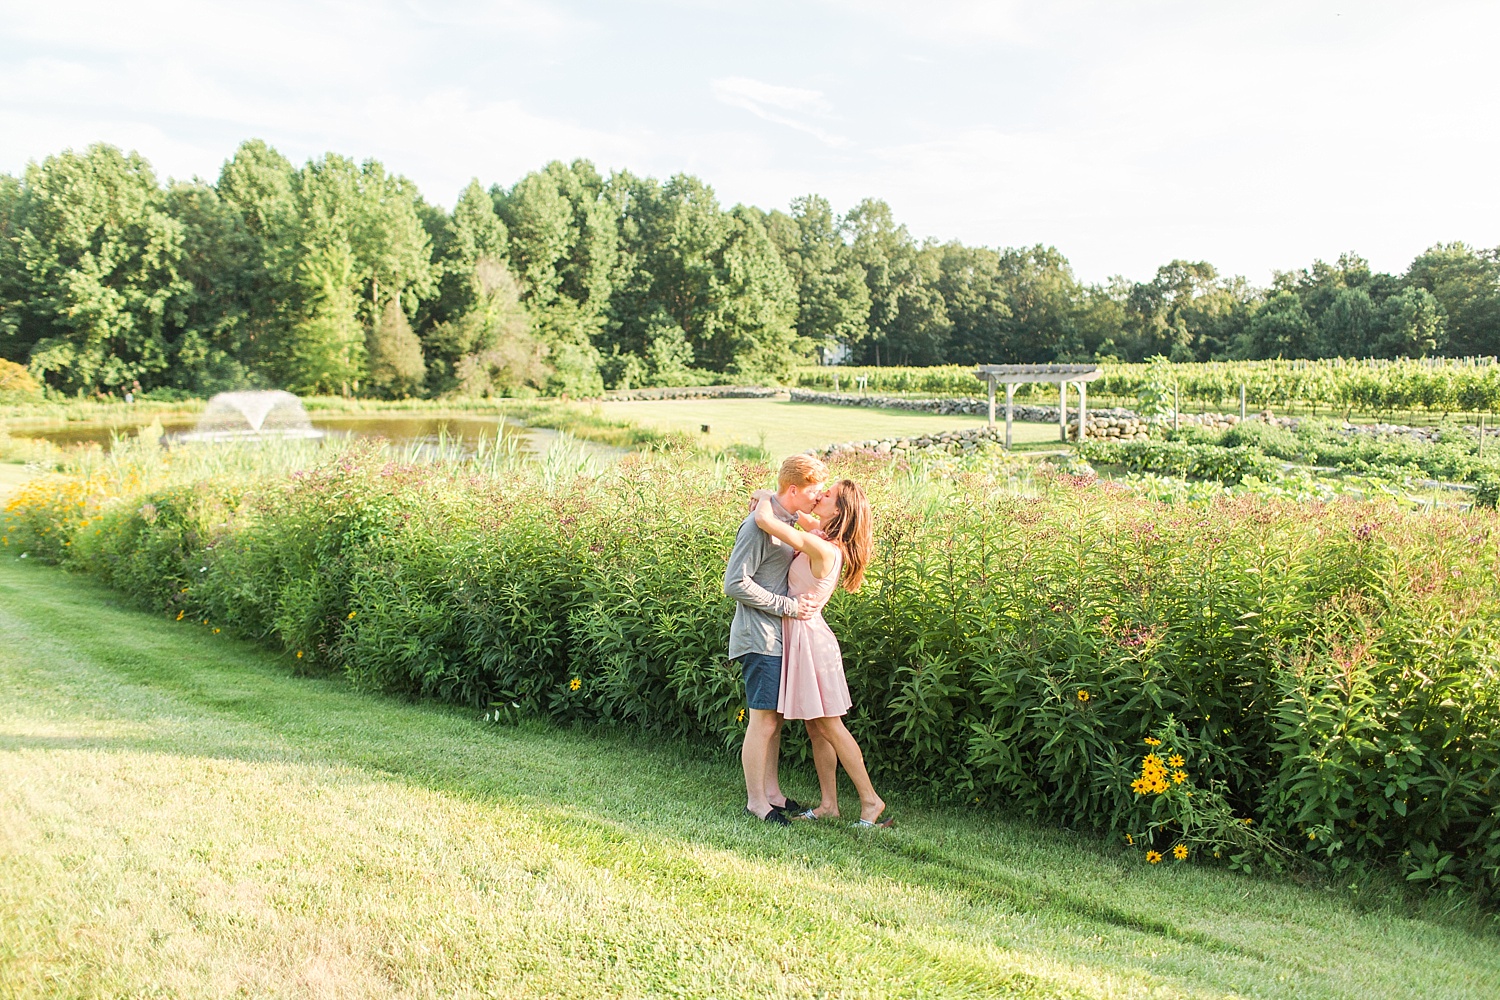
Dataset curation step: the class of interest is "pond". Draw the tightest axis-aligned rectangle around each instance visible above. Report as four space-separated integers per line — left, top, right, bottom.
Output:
17 412 603 456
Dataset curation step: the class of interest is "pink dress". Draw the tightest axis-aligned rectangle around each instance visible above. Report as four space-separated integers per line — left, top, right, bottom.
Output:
778 547 852 720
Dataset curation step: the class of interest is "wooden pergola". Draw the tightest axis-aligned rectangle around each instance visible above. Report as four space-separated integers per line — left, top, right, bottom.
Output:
974 364 1104 449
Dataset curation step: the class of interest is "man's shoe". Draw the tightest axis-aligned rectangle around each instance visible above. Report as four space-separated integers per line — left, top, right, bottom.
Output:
745 806 791 826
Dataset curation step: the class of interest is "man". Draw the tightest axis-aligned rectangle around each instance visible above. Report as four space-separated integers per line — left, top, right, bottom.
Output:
724 454 828 824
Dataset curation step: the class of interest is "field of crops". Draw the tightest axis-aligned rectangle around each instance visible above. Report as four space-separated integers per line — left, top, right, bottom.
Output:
5 429 1498 902
795 358 1500 415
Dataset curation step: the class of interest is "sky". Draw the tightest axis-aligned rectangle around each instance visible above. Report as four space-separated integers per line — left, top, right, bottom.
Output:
2 0 1498 285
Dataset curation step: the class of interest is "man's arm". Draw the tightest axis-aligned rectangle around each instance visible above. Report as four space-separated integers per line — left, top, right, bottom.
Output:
723 518 798 617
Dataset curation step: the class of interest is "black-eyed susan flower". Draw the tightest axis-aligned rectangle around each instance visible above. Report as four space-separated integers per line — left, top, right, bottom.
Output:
1144 736 1162 747
296 650 303 659
569 677 581 691
1125 833 1134 846
176 610 184 621
347 611 357 620
1076 689 1090 702
1146 850 1163 864
1167 754 1185 768
1172 770 1187 784
1173 844 1188 860
737 708 746 724
212 628 220 634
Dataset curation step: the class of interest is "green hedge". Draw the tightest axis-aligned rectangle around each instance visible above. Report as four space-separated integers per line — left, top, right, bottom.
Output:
8 450 1500 893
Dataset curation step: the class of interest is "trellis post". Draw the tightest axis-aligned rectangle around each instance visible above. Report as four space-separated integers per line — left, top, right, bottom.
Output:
987 377 996 426
1077 380 1087 443
1059 381 1068 442
1005 383 1015 450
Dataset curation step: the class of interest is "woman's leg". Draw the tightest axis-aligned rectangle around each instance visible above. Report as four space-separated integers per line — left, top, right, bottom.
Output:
806 716 885 823
807 725 840 817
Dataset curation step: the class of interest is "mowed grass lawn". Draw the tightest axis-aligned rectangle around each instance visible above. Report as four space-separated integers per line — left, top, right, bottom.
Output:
594 397 1063 457
1 561 1496 999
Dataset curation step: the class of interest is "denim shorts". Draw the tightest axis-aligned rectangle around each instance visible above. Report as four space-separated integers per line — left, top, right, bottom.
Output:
737 651 782 711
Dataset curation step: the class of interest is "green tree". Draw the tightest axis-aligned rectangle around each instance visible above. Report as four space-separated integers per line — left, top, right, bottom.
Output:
842 199 950 366
366 296 425 397
988 245 1081 363
1316 286 1379 358
429 179 509 326
286 242 364 395
426 258 548 397
214 140 300 377
0 173 26 363
1120 261 1252 362
5 144 188 393
494 160 615 391
1376 287 1447 358
1405 243 1500 357
294 153 435 327
1234 291 1314 359
934 242 1012 364
764 195 870 357
609 174 800 380
159 180 262 393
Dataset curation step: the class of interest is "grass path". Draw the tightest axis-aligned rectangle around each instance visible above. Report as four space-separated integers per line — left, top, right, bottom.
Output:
593 397 1062 457
0 560 1494 998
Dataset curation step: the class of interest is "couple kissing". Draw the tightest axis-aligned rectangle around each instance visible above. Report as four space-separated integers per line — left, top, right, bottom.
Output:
723 454 891 829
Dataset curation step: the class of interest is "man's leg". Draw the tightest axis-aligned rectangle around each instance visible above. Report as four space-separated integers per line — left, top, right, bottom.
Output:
742 708 782 817
763 713 787 807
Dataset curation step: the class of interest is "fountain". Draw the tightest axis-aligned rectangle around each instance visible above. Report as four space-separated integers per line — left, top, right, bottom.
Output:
177 390 324 442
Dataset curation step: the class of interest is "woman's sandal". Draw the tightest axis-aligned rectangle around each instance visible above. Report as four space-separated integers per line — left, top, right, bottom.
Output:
769 797 806 814
789 808 820 821
851 814 894 829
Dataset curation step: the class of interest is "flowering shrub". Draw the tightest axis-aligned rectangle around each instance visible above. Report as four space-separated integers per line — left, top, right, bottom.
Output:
8 444 1500 897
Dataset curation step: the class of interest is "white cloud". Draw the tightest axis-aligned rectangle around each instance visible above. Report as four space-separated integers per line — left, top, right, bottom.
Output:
710 77 848 147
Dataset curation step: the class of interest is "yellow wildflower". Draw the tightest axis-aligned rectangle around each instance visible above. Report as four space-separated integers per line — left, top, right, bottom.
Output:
176 610 184 621
1076 689 1090 702
1125 833 1134 846
1146 850 1163 864
737 708 746 724
212 628 220 634
1173 844 1188 860
1172 770 1187 784
569 677 581 691
296 650 303 659
1168 754 1185 768
347 611 357 620
1144 736 1162 747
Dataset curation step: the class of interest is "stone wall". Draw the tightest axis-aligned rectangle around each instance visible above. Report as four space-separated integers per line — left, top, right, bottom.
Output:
598 386 780 401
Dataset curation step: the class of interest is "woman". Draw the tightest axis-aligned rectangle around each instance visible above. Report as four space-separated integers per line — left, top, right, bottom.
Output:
752 479 890 827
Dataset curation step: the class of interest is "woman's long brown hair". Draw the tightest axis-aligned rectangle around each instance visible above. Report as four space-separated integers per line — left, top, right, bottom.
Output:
822 479 873 592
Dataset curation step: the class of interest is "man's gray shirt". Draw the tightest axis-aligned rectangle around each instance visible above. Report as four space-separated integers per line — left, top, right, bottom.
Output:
723 499 799 660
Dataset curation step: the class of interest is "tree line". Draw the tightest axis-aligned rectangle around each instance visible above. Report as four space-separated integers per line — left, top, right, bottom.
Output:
3 140 1499 398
